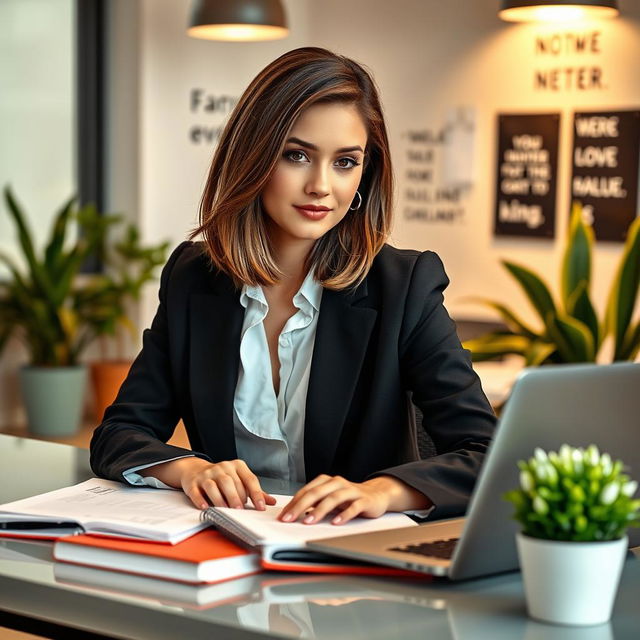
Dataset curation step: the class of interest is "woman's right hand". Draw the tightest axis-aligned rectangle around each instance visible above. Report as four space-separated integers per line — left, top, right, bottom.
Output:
140 457 276 510
180 457 276 510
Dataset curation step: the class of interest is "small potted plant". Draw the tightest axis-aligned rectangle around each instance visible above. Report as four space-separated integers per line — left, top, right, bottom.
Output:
505 444 640 626
0 186 167 435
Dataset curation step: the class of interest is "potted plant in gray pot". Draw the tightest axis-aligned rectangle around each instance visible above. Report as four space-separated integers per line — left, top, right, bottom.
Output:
0 187 118 435
505 444 640 626
0 186 168 435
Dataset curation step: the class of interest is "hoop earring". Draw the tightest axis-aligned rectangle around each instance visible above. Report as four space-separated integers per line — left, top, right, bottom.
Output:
349 190 363 211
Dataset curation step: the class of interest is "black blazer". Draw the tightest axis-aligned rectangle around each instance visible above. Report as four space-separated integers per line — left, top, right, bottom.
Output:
90 242 496 518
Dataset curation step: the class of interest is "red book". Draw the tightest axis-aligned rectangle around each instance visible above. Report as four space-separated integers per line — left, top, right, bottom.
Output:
54 529 261 584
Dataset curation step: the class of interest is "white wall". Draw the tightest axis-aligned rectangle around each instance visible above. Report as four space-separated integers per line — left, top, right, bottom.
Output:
135 0 640 332
2 0 639 427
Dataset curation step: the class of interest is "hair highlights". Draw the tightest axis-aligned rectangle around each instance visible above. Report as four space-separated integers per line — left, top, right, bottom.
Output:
190 47 394 290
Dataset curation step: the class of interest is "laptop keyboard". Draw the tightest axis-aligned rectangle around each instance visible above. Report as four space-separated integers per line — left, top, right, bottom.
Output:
388 537 459 560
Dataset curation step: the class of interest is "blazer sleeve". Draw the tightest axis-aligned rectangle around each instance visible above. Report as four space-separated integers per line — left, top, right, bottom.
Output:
89 241 212 481
372 251 497 519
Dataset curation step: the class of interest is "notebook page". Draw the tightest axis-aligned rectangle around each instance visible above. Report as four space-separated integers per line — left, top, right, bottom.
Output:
213 495 418 547
0 479 204 541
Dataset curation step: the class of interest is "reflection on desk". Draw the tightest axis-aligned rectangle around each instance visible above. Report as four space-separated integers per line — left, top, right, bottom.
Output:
1 434 640 640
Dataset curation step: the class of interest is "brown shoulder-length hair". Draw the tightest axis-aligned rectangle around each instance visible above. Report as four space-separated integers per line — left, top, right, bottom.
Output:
190 47 394 290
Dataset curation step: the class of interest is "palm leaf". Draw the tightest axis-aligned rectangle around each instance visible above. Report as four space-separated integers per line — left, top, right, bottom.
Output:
605 216 640 359
618 320 640 361
566 281 600 349
44 194 75 277
561 201 593 310
3 187 57 309
546 312 595 362
524 341 557 366
503 261 557 331
462 297 539 339
463 333 531 361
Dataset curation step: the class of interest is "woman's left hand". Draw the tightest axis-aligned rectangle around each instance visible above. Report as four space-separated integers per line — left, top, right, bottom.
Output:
278 474 428 525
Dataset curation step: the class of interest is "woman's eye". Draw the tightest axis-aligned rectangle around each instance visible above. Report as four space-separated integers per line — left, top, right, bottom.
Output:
285 150 308 163
335 157 360 169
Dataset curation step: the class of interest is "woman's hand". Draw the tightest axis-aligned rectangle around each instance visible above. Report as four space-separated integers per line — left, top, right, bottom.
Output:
140 457 276 510
180 458 277 510
278 474 431 525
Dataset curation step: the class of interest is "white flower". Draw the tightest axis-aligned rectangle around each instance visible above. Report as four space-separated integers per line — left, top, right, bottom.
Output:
601 453 613 476
533 496 548 515
534 447 548 463
520 470 535 492
572 448 584 473
585 444 600 466
600 482 620 505
622 480 638 497
560 444 573 470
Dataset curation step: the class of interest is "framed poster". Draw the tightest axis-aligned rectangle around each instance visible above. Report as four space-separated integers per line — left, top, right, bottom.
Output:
571 110 640 242
494 113 560 238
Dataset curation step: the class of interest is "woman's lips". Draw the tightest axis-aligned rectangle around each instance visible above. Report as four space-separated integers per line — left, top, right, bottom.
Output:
293 205 331 220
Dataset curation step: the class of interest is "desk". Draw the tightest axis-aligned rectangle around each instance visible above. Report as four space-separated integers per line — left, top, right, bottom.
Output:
1 434 638 640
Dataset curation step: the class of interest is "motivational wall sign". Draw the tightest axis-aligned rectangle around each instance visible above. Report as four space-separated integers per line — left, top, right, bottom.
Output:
494 113 560 238
188 88 238 145
571 110 640 242
534 30 605 92
401 127 468 225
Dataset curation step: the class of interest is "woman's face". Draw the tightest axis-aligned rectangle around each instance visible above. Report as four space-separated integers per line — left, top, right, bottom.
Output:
261 102 367 251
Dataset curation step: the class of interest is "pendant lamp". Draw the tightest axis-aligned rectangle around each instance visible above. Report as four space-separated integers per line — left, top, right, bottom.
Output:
187 0 289 41
499 0 619 22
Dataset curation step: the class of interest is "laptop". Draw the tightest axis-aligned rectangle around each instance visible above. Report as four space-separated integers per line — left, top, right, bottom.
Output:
308 362 640 580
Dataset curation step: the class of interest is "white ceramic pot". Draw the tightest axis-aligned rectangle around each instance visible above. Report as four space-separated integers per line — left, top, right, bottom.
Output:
516 532 628 626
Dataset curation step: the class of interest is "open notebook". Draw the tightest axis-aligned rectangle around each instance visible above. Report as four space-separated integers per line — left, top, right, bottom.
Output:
201 495 421 574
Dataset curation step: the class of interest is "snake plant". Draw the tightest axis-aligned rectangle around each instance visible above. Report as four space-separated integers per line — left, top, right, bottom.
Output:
464 203 640 364
0 186 168 366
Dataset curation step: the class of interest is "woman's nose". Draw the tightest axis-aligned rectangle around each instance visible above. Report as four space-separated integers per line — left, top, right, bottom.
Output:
305 165 330 198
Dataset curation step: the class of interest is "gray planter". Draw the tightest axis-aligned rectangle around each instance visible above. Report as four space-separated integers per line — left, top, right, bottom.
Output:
20 365 87 436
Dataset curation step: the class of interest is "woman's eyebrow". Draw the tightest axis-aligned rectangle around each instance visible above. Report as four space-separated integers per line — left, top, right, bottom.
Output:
286 136 364 154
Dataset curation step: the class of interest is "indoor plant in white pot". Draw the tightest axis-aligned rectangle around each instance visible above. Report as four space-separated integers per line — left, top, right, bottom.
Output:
505 445 640 626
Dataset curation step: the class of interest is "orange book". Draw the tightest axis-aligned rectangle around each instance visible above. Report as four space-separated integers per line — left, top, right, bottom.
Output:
54 529 261 584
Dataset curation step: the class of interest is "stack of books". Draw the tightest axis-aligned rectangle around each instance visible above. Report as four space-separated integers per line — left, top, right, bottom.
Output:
0 477 422 592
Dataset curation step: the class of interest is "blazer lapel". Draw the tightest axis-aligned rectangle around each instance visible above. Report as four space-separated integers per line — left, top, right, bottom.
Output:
304 281 377 480
189 272 243 462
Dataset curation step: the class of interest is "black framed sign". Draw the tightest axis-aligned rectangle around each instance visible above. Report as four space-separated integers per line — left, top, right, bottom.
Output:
494 113 560 238
571 110 640 243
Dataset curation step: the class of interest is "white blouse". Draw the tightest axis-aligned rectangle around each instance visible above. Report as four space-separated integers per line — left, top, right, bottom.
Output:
123 270 322 487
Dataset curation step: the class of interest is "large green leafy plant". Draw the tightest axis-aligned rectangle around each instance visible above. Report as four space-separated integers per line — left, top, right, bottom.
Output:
464 203 640 365
0 186 168 366
505 445 640 542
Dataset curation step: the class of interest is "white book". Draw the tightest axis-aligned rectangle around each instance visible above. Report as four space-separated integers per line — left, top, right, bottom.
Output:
0 478 207 543
201 495 418 570
54 561 259 609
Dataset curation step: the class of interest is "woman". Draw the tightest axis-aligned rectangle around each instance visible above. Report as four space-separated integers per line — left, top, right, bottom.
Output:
90 47 496 525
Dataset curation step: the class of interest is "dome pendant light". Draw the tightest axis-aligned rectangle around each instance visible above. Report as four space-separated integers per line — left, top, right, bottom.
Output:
499 0 619 22
187 0 289 41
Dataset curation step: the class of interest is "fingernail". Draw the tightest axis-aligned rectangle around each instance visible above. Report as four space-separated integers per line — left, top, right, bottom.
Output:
201 503 208 510
303 514 315 524
282 513 293 522
257 500 265 510
234 504 243 509
332 515 342 524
